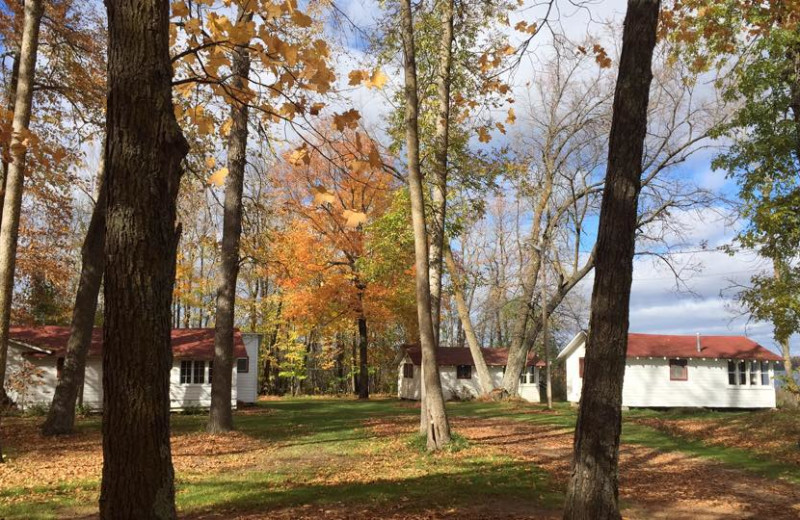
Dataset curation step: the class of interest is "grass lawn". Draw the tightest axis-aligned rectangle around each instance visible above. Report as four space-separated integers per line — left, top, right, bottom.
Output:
1 398 799 519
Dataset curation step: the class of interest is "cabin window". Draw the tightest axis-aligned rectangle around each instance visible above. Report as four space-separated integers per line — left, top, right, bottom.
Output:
237 358 249 373
456 365 472 380
749 360 759 385
208 361 213 383
669 359 688 381
180 360 206 384
519 366 536 385
738 360 746 385
761 361 770 386
403 363 414 379
728 360 737 385
579 357 585 378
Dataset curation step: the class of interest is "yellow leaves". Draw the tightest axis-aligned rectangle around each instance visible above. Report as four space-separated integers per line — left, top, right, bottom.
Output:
312 185 336 205
342 209 367 228
171 1 190 17
310 102 325 116
228 19 256 46
291 10 313 28
514 20 538 34
220 118 233 137
332 109 361 131
506 108 516 125
348 69 388 89
495 122 506 134
205 156 216 169
289 144 311 166
208 167 228 187
478 127 491 143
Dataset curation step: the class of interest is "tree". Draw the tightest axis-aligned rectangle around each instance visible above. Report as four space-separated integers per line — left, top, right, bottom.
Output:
563 1 660 518
666 1 800 389
42 157 106 436
208 4 252 435
399 0 451 450
99 0 189 517
0 0 43 403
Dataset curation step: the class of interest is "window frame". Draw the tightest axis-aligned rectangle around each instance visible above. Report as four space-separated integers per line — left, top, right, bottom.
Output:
760 361 770 386
236 358 249 373
578 357 585 379
180 360 206 385
456 364 472 380
402 363 414 379
669 359 688 381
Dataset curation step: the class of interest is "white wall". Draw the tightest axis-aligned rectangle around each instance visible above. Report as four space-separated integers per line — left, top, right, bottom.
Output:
5 343 239 411
623 358 776 408
563 341 777 408
237 334 260 403
397 358 541 402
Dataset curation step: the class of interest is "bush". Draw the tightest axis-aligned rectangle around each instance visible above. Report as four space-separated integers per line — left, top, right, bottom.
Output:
23 403 49 417
777 387 800 409
179 405 206 415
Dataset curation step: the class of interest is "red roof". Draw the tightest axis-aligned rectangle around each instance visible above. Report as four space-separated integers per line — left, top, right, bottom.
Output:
404 345 544 367
626 333 782 361
9 326 248 361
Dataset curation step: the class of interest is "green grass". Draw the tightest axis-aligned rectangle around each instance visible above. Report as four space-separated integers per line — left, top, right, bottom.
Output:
2 398 798 519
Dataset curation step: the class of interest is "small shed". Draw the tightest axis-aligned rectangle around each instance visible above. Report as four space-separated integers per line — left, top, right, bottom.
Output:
398 345 544 402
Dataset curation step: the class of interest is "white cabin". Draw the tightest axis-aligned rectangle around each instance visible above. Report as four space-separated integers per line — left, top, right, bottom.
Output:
558 331 782 409
398 346 544 402
4 326 260 411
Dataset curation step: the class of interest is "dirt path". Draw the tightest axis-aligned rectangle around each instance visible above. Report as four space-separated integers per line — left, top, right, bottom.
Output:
445 415 800 520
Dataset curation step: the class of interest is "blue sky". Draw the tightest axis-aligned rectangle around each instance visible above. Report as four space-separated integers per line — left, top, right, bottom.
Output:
331 0 797 357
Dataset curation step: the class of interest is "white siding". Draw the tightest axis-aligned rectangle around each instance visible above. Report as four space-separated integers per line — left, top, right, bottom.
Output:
5 344 58 409
565 343 585 403
169 360 237 410
396 359 541 402
622 358 776 408
5 343 239 411
81 359 103 409
562 340 777 408
237 334 260 403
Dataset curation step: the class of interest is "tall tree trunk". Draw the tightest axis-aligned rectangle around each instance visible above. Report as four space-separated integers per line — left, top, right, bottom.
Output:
357 313 368 399
0 0 43 402
399 0 451 450
563 2 660 518
208 12 251 434
100 0 189 517
0 49 20 227
774 259 799 392
41 156 107 436
444 244 492 395
422 0 454 434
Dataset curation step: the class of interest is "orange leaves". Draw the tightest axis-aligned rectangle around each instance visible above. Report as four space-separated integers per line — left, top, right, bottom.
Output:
478 127 491 143
348 69 388 89
312 185 336 205
171 1 190 18
332 109 361 131
208 167 229 187
342 210 367 228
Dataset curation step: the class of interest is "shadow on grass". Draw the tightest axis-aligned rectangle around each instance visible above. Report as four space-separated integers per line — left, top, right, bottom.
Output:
178 458 562 518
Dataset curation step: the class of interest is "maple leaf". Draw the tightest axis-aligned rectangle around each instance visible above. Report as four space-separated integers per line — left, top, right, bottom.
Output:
332 109 361 131
348 70 367 86
208 167 228 187
365 69 388 89
506 107 516 125
312 185 336 205
289 145 311 166
171 1 189 17
478 127 491 143
342 209 367 228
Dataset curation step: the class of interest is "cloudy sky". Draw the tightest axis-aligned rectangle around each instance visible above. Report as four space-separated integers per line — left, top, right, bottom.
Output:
328 0 796 357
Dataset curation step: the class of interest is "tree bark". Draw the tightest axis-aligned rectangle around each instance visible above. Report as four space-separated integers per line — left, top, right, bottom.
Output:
99 0 189 518
399 0 451 450
0 0 43 402
0 48 20 227
208 13 251 434
444 244 492 395
563 2 660 519
41 156 107 436
422 0 454 435
357 313 369 399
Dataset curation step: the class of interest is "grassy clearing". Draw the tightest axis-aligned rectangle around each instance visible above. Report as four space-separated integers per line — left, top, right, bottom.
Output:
2 398 798 519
